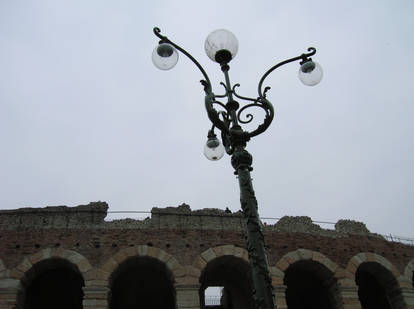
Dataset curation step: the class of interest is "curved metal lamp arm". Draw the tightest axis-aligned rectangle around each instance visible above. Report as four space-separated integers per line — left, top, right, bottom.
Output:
245 97 275 139
153 27 213 93
241 47 316 138
154 27 229 134
258 47 316 97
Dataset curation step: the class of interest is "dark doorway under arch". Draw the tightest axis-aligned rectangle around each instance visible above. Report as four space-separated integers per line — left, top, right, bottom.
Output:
284 260 339 309
109 256 176 309
356 262 406 309
199 255 254 309
23 258 84 309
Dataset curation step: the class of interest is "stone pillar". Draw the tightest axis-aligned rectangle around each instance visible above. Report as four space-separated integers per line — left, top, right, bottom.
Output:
176 284 201 309
401 287 414 309
339 286 362 309
0 279 21 309
82 285 110 309
274 285 287 309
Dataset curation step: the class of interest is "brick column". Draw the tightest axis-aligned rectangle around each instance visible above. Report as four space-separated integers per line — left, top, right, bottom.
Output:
82 285 110 309
339 286 362 309
274 285 287 309
0 279 21 309
176 284 201 309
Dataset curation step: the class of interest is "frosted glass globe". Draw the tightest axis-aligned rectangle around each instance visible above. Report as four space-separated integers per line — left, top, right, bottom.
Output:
203 138 225 161
152 43 179 70
204 29 238 63
298 61 323 86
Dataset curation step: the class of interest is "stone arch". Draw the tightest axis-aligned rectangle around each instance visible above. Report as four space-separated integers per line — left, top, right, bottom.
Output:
346 252 400 279
192 244 249 273
12 248 92 282
14 249 90 309
100 245 181 284
404 259 414 287
194 245 252 309
276 249 339 276
348 253 406 309
276 249 342 309
105 245 178 309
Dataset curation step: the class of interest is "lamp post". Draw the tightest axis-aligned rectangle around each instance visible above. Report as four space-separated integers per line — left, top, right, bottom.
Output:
152 27 322 309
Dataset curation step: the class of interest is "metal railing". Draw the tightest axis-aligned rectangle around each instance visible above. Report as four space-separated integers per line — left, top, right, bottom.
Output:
205 296 221 306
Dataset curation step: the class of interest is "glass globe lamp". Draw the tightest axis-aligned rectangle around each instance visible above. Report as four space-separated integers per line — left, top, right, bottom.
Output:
152 43 179 70
204 29 239 63
298 61 323 86
203 136 225 161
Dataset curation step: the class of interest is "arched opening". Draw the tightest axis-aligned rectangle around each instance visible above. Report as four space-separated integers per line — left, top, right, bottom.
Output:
284 260 340 309
356 262 406 309
199 255 253 309
109 256 176 309
21 258 84 309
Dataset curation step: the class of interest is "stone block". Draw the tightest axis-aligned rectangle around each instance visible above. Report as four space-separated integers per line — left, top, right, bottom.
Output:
16 258 32 274
137 245 148 256
276 259 290 272
271 276 284 286
9 268 23 280
297 248 313 260
221 244 235 256
335 268 353 280
0 270 10 279
175 275 199 286
233 246 245 258
324 258 338 273
100 257 118 275
312 251 326 264
241 249 249 262
147 246 160 258
284 251 300 264
201 248 216 263
338 278 356 288
84 280 108 287
167 257 180 272
157 249 169 263
0 279 20 289
269 266 284 279
77 258 92 273
192 256 207 271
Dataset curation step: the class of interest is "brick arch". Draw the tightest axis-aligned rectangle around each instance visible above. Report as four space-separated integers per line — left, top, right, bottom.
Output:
100 245 181 284
192 244 249 274
276 249 339 277
12 248 92 282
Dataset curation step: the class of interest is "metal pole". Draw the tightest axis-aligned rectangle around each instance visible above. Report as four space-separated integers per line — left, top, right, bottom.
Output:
231 145 276 309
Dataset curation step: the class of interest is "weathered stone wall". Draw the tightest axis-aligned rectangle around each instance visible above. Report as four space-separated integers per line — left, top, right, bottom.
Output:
0 202 385 238
0 203 413 309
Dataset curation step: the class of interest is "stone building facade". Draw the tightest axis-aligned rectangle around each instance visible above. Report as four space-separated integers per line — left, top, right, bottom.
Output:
0 202 413 309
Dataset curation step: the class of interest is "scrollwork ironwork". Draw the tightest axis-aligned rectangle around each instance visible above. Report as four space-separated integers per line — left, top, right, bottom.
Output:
153 27 317 143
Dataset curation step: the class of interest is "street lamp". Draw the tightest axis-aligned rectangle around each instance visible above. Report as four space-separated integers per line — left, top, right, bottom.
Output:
152 27 322 309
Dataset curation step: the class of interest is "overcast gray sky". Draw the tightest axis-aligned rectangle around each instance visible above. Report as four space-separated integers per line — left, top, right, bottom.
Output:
1 0 413 237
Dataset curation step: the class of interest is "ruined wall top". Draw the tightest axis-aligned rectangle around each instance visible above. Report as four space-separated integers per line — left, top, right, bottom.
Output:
0 202 377 239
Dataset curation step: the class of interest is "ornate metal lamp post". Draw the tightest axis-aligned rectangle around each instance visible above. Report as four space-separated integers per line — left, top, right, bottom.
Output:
152 27 323 309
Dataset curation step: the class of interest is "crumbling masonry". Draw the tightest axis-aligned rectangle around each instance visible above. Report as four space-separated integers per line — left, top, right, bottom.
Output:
0 202 413 309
